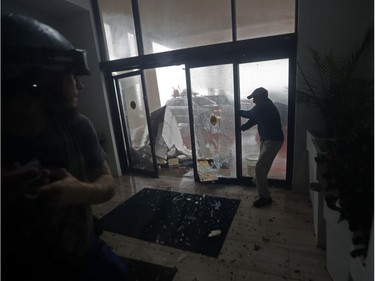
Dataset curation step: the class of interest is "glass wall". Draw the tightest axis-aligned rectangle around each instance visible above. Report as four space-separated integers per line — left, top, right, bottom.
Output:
138 0 232 54
98 0 138 60
97 0 296 59
236 0 296 40
94 0 296 182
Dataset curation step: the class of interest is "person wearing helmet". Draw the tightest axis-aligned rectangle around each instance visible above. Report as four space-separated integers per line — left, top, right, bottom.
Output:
1 14 127 280
239 87 284 208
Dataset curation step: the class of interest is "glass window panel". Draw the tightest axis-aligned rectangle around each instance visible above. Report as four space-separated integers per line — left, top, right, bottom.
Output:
239 59 288 180
236 0 295 40
138 0 232 54
98 0 138 60
190 64 236 179
144 66 192 167
118 75 153 171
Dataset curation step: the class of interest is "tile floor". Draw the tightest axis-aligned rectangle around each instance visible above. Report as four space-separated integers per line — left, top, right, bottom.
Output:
92 169 332 281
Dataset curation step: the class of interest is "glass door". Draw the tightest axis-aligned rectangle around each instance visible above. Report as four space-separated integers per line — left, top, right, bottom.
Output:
115 73 158 176
188 59 289 182
239 59 289 180
189 64 237 181
110 59 290 181
143 66 193 177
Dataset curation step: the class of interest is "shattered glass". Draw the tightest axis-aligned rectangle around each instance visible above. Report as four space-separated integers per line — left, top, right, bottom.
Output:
99 188 240 257
190 64 236 179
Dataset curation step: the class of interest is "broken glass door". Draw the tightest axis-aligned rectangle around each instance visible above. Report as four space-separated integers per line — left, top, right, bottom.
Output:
143 66 192 173
190 64 236 181
115 74 157 175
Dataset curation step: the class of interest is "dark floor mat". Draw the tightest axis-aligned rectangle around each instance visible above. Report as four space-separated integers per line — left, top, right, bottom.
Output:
100 188 240 257
121 257 177 281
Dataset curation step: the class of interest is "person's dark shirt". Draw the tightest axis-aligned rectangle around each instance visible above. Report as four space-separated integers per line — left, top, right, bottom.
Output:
239 98 284 141
2 114 107 280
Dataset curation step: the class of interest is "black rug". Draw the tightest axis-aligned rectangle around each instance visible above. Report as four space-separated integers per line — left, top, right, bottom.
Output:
100 188 240 257
121 257 177 281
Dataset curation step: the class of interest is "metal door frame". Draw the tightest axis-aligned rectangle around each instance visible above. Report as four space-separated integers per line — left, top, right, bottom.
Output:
108 70 159 177
185 57 294 186
101 38 296 184
92 0 298 185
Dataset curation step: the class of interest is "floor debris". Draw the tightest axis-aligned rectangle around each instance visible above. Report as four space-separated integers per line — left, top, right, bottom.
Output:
208 230 222 237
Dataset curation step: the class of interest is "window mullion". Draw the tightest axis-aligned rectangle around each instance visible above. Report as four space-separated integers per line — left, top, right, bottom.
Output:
131 0 144 56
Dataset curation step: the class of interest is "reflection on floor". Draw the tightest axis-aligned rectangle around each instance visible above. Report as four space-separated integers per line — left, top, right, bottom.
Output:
92 169 332 281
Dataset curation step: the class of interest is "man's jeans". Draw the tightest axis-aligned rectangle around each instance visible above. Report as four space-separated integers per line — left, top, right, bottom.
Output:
254 140 283 198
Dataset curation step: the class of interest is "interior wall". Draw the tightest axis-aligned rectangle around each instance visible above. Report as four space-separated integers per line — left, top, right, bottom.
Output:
293 0 374 193
2 0 122 176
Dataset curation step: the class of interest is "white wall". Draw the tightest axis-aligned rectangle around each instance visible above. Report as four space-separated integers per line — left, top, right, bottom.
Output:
293 0 373 193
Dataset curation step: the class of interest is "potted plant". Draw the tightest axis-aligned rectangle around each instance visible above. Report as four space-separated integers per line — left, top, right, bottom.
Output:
298 27 373 280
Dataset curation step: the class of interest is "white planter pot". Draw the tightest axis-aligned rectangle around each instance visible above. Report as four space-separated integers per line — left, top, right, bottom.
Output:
306 130 332 248
349 221 374 281
324 203 352 281
309 188 326 248
307 131 373 281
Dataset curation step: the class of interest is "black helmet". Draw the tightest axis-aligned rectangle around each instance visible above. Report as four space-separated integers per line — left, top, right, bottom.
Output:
2 13 90 78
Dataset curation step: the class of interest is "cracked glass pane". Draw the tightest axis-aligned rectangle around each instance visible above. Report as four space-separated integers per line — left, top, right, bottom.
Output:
190 64 236 179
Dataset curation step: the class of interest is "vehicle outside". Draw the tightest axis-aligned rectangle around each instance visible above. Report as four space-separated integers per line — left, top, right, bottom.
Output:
165 96 221 124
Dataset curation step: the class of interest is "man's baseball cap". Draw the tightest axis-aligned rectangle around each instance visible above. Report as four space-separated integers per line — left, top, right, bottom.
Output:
247 87 268 99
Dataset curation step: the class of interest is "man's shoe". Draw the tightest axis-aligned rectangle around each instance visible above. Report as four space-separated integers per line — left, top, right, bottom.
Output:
251 178 257 186
253 197 273 208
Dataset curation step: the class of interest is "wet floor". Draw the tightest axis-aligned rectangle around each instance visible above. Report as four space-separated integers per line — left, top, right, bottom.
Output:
92 171 332 281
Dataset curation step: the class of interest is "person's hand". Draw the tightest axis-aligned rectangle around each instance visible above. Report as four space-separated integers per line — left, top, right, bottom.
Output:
37 168 91 206
2 161 50 199
240 124 247 131
2 162 39 188
239 110 245 116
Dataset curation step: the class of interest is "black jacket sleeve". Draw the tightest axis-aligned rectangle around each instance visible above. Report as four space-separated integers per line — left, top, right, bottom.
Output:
241 119 257 131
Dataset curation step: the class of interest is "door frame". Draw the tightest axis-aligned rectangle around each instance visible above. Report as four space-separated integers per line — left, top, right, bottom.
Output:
185 57 294 187
106 70 159 177
100 36 296 186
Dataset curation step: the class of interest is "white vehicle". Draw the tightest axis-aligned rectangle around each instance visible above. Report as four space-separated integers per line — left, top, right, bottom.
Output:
166 96 221 124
